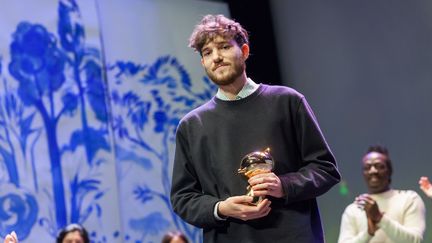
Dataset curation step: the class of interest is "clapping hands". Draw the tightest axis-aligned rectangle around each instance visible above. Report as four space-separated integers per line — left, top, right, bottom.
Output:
355 194 383 236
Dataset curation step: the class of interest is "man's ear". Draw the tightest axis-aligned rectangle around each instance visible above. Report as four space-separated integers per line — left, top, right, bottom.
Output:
241 44 250 59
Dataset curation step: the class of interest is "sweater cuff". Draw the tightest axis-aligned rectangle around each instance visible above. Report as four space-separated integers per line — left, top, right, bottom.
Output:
213 201 227 221
279 174 292 203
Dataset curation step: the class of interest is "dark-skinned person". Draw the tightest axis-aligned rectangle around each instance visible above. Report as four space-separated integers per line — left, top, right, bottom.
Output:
338 145 425 243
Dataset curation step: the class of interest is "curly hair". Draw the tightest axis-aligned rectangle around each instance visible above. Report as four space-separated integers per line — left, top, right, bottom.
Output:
189 14 249 54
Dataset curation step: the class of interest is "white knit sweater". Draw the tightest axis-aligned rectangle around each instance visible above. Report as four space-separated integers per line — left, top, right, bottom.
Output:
338 189 425 243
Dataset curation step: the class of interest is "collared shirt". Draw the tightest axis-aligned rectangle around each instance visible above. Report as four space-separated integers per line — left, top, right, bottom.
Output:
215 78 260 101
213 78 259 221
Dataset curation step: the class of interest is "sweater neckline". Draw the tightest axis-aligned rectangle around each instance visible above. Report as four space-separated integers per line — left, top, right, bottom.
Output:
212 84 266 106
370 189 395 200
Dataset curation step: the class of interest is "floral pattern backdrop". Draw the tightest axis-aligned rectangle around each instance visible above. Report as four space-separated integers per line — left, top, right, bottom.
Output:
0 0 228 242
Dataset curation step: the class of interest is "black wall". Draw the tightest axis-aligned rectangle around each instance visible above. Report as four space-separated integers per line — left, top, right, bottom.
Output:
226 0 282 85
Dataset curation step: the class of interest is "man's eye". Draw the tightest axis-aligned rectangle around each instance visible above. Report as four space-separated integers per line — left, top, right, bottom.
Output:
376 165 386 170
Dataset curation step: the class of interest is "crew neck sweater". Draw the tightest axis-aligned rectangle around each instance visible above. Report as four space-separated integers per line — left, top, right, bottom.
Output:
338 189 425 243
171 84 340 243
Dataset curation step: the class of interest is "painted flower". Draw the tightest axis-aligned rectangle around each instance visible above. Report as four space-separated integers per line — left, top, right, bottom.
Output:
0 184 38 240
8 22 66 104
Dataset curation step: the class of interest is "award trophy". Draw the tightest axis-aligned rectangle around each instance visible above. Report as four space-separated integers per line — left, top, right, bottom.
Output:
237 148 274 205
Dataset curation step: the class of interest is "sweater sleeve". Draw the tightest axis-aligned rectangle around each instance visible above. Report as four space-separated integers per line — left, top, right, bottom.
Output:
279 97 341 203
377 192 425 243
338 205 372 243
170 123 225 229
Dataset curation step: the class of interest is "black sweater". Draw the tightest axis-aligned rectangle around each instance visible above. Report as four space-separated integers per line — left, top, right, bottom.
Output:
171 84 341 243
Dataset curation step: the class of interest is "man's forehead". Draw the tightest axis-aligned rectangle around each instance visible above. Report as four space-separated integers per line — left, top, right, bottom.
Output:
362 152 387 164
203 36 231 47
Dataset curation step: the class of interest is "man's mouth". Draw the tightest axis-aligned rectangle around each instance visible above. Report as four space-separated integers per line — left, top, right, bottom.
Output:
213 63 229 71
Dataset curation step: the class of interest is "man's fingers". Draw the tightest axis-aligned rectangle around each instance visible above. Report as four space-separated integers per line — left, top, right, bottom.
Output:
355 194 377 211
244 200 271 220
251 182 270 191
229 195 254 204
248 176 266 186
248 172 275 185
223 196 273 221
257 198 271 208
241 196 254 204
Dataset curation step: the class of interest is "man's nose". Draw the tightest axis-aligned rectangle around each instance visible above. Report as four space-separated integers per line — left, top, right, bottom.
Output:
368 165 378 174
212 50 222 62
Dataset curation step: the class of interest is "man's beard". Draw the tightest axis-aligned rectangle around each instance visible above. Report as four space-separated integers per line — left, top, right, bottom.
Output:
205 59 245 86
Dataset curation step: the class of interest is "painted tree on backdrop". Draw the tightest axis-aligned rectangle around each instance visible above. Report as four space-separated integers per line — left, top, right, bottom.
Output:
109 56 216 242
0 0 109 240
0 57 39 240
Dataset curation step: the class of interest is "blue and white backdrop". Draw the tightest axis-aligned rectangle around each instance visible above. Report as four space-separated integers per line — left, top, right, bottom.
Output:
0 0 228 242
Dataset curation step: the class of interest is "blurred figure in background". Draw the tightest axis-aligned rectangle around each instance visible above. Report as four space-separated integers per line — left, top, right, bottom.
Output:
338 145 425 243
3 231 18 243
56 224 89 243
419 176 432 198
2 224 89 243
161 231 188 243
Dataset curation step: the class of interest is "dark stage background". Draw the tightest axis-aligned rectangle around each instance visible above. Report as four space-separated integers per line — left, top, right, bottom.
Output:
227 0 432 242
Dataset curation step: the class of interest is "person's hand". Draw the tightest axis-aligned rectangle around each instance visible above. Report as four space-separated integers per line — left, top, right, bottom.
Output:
366 217 379 236
4 231 18 243
355 194 383 236
419 176 432 198
248 172 284 198
218 195 271 221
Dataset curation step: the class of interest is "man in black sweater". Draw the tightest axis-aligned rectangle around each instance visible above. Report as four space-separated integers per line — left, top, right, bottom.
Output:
170 14 341 243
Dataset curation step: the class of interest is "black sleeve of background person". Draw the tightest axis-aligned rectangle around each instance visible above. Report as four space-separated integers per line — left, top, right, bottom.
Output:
227 0 282 86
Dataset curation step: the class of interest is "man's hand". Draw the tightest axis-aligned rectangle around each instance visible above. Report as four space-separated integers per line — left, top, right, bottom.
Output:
248 172 284 198
419 176 432 198
355 194 383 236
367 217 379 236
218 196 271 221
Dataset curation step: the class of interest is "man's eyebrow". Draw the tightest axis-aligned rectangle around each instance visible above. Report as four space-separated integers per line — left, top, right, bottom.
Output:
214 40 228 44
364 160 385 164
204 40 229 47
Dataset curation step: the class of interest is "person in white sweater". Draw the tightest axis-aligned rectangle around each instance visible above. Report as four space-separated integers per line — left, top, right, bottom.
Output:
338 145 426 243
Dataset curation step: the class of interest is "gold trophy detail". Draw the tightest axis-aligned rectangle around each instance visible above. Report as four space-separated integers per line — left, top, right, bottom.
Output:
237 148 274 205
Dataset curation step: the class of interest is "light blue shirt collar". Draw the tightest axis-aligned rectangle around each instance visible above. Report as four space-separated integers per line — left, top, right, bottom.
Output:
215 78 259 101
